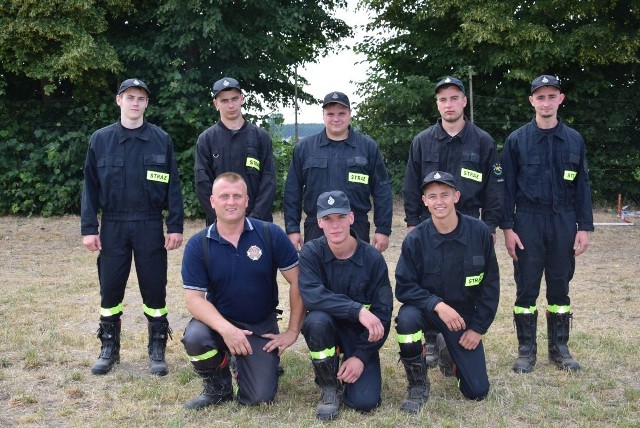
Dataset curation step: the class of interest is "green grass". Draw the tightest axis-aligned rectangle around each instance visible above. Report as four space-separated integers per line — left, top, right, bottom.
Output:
0 211 639 427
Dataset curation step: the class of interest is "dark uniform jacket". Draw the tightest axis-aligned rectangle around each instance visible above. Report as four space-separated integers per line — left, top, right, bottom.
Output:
403 118 503 233
284 127 393 236
81 119 184 235
395 213 499 335
195 120 276 223
298 233 393 364
499 118 594 232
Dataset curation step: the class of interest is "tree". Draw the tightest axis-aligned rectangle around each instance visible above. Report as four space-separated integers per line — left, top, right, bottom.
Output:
355 0 640 200
0 0 351 216
0 0 131 97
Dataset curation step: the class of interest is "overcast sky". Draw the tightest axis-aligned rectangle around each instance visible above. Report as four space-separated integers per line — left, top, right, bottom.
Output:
277 2 371 123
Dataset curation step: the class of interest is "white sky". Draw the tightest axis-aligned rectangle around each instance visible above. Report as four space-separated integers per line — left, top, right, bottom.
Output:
277 2 372 124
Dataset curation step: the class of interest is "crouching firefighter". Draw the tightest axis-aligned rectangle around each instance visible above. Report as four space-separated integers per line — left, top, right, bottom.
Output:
298 191 393 420
180 173 304 409
394 172 500 412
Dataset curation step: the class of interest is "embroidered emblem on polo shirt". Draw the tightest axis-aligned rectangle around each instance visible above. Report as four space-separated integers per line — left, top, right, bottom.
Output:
247 245 263 261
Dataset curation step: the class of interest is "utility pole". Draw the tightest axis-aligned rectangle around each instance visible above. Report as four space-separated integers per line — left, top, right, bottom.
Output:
294 67 299 143
468 65 474 123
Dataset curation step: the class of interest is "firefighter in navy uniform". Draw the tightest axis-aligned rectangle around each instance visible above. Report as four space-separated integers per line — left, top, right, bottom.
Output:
298 191 393 420
284 91 393 253
195 77 276 224
395 171 499 413
402 77 503 369
403 76 503 235
81 78 184 376
501 75 594 374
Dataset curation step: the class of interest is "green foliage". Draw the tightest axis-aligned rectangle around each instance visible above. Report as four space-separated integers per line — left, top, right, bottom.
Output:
0 97 112 216
0 0 130 95
357 0 640 203
0 0 350 216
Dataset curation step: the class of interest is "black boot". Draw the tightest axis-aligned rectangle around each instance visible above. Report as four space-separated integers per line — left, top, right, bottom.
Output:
184 361 233 410
399 354 430 414
311 356 342 420
436 333 456 377
91 319 121 375
547 311 580 371
513 312 538 374
148 319 172 376
423 328 439 368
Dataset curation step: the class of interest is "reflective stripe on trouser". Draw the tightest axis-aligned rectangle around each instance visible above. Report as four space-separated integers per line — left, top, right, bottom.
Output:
514 306 537 314
513 211 576 308
100 302 123 318
302 310 383 411
143 304 168 319
98 220 168 318
397 330 423 344
310 347 337 360
181 316 280 405
396 304 489 400
547 304 570 314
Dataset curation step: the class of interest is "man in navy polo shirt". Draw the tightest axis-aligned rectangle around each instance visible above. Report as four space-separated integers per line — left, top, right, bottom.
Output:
180 172 304 409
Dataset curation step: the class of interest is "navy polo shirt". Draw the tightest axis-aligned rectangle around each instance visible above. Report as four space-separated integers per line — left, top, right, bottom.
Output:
182 218 299 323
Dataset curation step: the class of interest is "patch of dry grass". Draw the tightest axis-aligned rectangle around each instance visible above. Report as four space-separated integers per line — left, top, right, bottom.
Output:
0 205 639 427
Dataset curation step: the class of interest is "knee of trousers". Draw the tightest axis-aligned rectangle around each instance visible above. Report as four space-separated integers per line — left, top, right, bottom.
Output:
181 319 219 358
395 305 424 334
343 385 381 412
460 377 490 401
302 311 337 350
237 366 278 406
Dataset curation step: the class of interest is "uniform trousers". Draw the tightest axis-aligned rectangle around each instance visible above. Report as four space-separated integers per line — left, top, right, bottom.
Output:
302 311 382 411
181 314 280 405
396 304 489 400
97 219 167 320
513 210 577 308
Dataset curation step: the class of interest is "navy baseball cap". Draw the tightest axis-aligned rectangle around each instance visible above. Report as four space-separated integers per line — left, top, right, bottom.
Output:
322 91 351 109
434 76 465 94
317 190 351 218
531 75 561 94
421 171 457 191
212 77 242 98
118 78 150 95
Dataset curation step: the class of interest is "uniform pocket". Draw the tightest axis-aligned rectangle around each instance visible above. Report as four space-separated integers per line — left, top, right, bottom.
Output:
143 154 169 206
97 156 124 189
519 153 542 198
302 157 328 190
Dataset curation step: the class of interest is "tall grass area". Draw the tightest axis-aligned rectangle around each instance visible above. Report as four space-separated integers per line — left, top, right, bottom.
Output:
0 208 638 427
